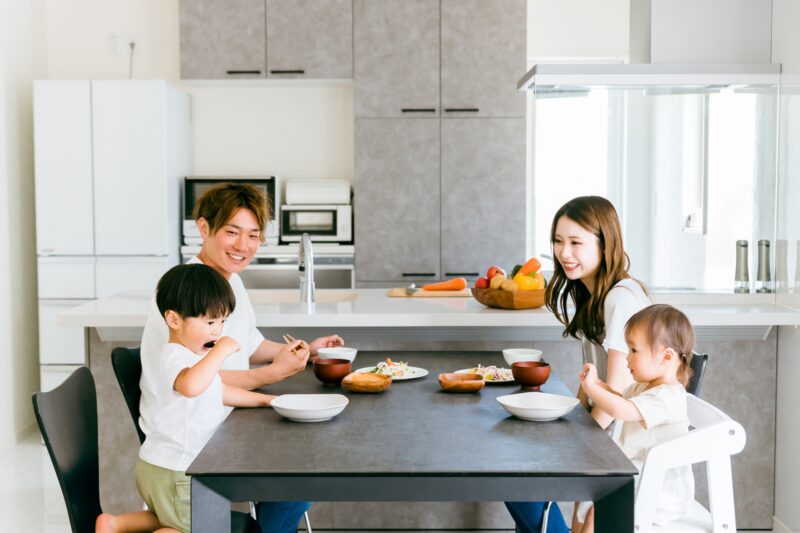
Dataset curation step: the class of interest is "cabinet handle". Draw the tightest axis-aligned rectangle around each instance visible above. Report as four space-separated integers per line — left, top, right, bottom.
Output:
401 108 436 113
402 272 436 277
226 70 262 75
270 69 306 75
444 108 480 113
445 272 480 277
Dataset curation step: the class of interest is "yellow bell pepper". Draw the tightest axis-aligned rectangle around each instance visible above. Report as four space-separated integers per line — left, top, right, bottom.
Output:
513 272 538 291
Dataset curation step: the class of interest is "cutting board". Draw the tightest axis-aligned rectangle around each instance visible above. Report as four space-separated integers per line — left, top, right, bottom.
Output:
387 288 473 298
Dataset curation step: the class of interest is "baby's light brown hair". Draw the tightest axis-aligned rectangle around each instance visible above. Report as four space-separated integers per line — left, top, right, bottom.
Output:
625 304 695 387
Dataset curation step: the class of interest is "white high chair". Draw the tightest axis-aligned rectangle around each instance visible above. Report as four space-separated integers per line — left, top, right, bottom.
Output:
620 394 746 533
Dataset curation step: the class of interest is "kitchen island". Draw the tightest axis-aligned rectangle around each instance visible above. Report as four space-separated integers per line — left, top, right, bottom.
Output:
58 289 800 530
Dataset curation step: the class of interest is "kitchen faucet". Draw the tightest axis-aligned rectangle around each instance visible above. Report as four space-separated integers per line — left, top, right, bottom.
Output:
299 233 315 304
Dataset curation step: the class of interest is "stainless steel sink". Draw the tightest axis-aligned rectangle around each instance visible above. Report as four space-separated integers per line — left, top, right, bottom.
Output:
247 289 358 304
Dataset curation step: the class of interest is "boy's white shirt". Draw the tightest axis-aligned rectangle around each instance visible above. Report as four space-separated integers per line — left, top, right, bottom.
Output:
621 382 695 525
580 278 651 380
139 255 265 442
138 343 227 471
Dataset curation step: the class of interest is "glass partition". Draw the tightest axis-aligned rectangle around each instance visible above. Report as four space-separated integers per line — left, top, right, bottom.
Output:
532 83 779 291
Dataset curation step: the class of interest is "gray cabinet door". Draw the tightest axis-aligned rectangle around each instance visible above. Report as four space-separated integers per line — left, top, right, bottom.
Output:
441 118 526 278
180 0 266 79
440 0 526 118
354 0 440 118
266 0 353 79
355 119 440 282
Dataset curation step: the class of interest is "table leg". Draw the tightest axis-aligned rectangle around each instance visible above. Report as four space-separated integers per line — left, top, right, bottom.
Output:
594 476 634 533
192 477 231 533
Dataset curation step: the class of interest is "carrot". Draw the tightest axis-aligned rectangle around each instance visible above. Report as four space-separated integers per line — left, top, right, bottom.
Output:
519 257 542 276
422 277 468 291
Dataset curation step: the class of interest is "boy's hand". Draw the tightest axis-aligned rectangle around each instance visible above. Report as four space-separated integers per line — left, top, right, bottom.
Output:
213 336 240 356
579 363 600 388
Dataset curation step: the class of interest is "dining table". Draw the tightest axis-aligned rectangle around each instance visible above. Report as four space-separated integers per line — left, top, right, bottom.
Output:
188 351 637 532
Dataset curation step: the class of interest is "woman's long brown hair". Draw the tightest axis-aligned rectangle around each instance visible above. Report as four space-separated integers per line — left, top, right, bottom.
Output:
545 196 647 345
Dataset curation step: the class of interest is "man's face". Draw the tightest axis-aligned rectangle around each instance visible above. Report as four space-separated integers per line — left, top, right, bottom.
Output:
198 207 261 277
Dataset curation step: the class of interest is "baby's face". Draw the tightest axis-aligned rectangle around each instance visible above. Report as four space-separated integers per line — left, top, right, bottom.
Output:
176 314 227 355
625 326 665 383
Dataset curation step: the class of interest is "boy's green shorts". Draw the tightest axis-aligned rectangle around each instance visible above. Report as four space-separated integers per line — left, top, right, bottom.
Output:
135 459 191 533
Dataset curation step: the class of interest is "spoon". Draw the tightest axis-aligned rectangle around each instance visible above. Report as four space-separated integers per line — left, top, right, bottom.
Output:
405 283 420 296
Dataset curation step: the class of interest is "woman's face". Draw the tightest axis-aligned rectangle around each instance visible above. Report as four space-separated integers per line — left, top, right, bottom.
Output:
553 216 602 287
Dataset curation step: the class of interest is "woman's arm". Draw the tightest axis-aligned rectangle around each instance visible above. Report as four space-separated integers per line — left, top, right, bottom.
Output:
222 384 275 408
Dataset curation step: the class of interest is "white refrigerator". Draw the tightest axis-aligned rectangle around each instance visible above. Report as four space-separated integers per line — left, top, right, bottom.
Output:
34 80 191 390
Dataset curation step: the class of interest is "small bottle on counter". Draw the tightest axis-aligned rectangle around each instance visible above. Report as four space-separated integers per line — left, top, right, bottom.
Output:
734 240 750 293
775 239 788 293
756 239 772 293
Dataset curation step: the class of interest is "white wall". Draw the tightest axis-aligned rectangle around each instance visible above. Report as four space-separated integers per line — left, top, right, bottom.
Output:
1 0 46 446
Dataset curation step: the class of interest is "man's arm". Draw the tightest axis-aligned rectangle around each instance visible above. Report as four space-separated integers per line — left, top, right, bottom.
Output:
219 339 309 390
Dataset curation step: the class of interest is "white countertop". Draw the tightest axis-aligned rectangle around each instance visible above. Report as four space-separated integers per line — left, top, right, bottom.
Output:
59 289 800 329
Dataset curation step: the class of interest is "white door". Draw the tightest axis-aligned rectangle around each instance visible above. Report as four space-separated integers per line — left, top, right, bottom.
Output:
95 256 176 298
91 81 170 256
33 80 94 256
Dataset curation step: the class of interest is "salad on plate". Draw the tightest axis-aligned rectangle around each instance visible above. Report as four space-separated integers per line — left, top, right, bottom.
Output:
458 364 513 383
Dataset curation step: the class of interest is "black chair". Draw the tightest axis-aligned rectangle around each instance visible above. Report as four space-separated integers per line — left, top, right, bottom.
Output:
687 352 708 396
111 347 146 444
33 367 102 533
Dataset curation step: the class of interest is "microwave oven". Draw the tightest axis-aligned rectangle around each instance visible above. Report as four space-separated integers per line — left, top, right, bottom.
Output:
183 176 280 245
280 204 352 243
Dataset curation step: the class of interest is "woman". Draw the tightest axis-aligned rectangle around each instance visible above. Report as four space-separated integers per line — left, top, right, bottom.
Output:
506 196 651 533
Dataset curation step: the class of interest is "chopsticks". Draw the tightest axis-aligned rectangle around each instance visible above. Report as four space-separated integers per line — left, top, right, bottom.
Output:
282 333 300 355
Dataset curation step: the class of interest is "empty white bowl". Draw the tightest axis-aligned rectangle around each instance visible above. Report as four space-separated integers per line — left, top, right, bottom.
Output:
497 392 579 421
502 348 543 366
317 346 358 363
271 394 349 423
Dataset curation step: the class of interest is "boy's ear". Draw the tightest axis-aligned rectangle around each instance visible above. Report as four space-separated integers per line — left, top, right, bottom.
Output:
164 310 182 330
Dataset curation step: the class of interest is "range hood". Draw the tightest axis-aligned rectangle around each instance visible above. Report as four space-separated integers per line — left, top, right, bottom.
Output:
518 63 782 92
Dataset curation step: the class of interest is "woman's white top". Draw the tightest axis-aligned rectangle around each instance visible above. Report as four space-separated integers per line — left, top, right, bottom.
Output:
138 343 227 472
580 278 651 380
139 256 265 437
620 382 695 525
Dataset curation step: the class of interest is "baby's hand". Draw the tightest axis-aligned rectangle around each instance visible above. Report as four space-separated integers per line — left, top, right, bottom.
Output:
213 336 240 356
579 363 599 387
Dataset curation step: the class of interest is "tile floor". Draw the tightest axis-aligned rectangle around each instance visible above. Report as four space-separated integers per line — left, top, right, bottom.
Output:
1 432 772 533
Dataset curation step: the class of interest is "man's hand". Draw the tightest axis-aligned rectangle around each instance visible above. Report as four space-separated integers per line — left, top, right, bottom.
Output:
308 335 344 356
270 339 310 378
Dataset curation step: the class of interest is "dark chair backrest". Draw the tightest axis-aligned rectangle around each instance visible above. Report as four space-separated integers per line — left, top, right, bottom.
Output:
111 347 146 444
32 367 102 533
687 352 708 396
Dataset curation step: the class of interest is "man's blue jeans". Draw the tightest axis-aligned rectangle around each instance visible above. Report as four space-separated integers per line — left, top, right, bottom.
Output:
505 501 569 533
255 501 312 533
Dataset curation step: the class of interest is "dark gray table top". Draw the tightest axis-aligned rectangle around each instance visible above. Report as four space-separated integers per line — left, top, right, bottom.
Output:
188 352 636 478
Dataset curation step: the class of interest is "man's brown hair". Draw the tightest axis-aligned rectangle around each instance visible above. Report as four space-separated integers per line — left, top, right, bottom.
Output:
625 304 695 387
192 182 271 241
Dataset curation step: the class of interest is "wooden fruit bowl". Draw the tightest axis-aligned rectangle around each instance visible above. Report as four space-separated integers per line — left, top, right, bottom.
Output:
341 372 392 393
471 287 546 310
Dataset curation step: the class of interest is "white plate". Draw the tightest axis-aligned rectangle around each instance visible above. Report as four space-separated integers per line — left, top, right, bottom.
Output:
497 392 580 421
271 394 349 423
454 367 514 384
355 366 429 381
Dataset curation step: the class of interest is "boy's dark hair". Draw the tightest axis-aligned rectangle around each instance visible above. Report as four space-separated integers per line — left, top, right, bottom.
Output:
156 263 235 320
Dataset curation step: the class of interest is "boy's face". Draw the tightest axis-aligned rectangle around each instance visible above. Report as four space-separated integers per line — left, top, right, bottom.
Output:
197 207 262 278
166 311 227 355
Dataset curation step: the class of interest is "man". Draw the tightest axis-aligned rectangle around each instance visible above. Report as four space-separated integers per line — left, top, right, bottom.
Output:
140 182 343 533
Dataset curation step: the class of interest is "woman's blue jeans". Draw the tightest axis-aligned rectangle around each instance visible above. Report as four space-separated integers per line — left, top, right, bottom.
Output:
255 501 312 533
505 501 569 533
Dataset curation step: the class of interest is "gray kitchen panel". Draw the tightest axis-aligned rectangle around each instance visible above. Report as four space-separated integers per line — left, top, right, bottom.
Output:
266 0 353 79
355 118 440 282
180 0 266 79
354 0 440 117
441 118 526 279
440 0 526 118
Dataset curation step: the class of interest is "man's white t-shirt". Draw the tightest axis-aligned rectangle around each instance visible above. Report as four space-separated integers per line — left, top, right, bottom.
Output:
620 382 695 525
581 278 651 381
138 343 227 471
139 256 265 437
